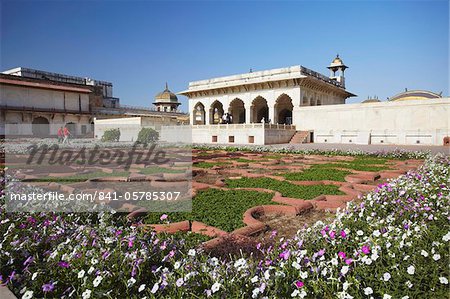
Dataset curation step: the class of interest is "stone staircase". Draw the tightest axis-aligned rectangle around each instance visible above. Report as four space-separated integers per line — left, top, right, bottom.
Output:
289 131 309 144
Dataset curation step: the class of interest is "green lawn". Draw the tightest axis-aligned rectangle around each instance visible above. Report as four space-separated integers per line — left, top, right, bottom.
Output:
283 167 352 182
144 189 275 232
225 177 343 199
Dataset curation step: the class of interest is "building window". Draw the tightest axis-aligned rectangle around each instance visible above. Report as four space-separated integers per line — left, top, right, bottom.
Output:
248 136 255 143
228 136 235 143
81 125 87 134
212 136 218 142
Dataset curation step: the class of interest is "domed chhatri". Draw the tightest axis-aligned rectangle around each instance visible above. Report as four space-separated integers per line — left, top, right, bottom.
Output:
153 82 181 112
327 54 348 88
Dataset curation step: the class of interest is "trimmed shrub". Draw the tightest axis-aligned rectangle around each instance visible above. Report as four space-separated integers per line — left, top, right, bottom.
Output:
101 128 120 142
137 127 159 144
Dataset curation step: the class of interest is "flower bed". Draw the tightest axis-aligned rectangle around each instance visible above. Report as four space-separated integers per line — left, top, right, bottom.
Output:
1 153 448 298
143 189 276 232
226 177 344 199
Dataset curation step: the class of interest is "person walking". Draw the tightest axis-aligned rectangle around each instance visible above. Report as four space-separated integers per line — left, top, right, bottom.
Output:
63 126 71 144
57 126 64 143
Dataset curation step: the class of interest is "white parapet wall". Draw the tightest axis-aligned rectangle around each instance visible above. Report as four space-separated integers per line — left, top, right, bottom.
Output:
294 98 450 146
94 117 157 142
160 124 296 145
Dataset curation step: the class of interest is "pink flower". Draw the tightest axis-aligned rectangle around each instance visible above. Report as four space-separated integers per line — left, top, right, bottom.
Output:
338 251 346 259
361 245 370 254
160 214 168 221
340 230 347 238
345 258 353 265
329 231 336 239
279 250 290 260
295 281 304 288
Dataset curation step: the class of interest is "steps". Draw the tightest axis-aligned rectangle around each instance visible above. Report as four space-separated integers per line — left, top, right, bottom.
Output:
289 131 309 144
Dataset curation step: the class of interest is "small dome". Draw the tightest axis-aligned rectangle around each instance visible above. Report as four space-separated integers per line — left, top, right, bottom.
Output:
389 90 442 102
155 83 179 103
331 55 343 65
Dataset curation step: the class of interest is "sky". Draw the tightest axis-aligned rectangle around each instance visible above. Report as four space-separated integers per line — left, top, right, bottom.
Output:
1 0 448 111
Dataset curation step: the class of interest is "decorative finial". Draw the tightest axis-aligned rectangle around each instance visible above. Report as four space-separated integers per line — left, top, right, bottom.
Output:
336 53 339 58
165 82 169 90
250 68 253 73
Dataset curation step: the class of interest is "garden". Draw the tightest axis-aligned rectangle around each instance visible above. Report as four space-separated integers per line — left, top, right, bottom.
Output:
0 141 448 298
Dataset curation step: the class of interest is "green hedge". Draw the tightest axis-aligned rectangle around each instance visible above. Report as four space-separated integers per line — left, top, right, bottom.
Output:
101 128 120 142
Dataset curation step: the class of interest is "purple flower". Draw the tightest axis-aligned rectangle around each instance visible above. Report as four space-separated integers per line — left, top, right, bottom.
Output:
318 249 326 256
279 250 290 260
340 230 347 238
160 214 168 221
345 258 353 265
361 245 370 254
338 251 346 259
42 282 55 292
57 261 70 268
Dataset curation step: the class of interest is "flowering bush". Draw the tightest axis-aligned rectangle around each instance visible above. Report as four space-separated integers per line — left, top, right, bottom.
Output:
1 154 449 298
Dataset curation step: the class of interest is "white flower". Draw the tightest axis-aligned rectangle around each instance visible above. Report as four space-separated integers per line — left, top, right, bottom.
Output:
174 261 181 270
383 272 391 281
439 277 449 284
252 288 260 298
91 258 98 265
341 266 349 275
364 287 373 295
138 284 146 292
405 280 413 288
442 231 450 242
357 230 364 236
82 289 91 299
127 277 136 287
373 230 381 237
343 281 350 291
407 265 415 275
176 278 184 287
292 261 301 270
291 289 300 297
93 275 103 287
401 296 409 299
211 282 221 293
433 254 441 261
88 266 95 274
251 275 259 283
151 283 159 294
188 249 196 257
78 270 85 278
421 250 428 257
31 272 38 281
22 291 33 299
331 258 338 266
300 271 308 279
383 295 392 299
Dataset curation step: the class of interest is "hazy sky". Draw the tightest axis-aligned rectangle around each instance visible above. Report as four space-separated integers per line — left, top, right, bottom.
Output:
1 0 448 111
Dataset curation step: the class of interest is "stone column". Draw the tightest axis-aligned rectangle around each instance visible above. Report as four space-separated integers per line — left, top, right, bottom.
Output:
269 106 275 124
245 105 251 124
205 109 211 125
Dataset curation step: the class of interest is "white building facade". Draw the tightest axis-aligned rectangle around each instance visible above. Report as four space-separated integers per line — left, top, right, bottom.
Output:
169 57 449 146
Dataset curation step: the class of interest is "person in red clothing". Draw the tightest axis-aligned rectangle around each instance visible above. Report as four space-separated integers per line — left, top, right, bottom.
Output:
57 126 64 143
63 126 71 144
